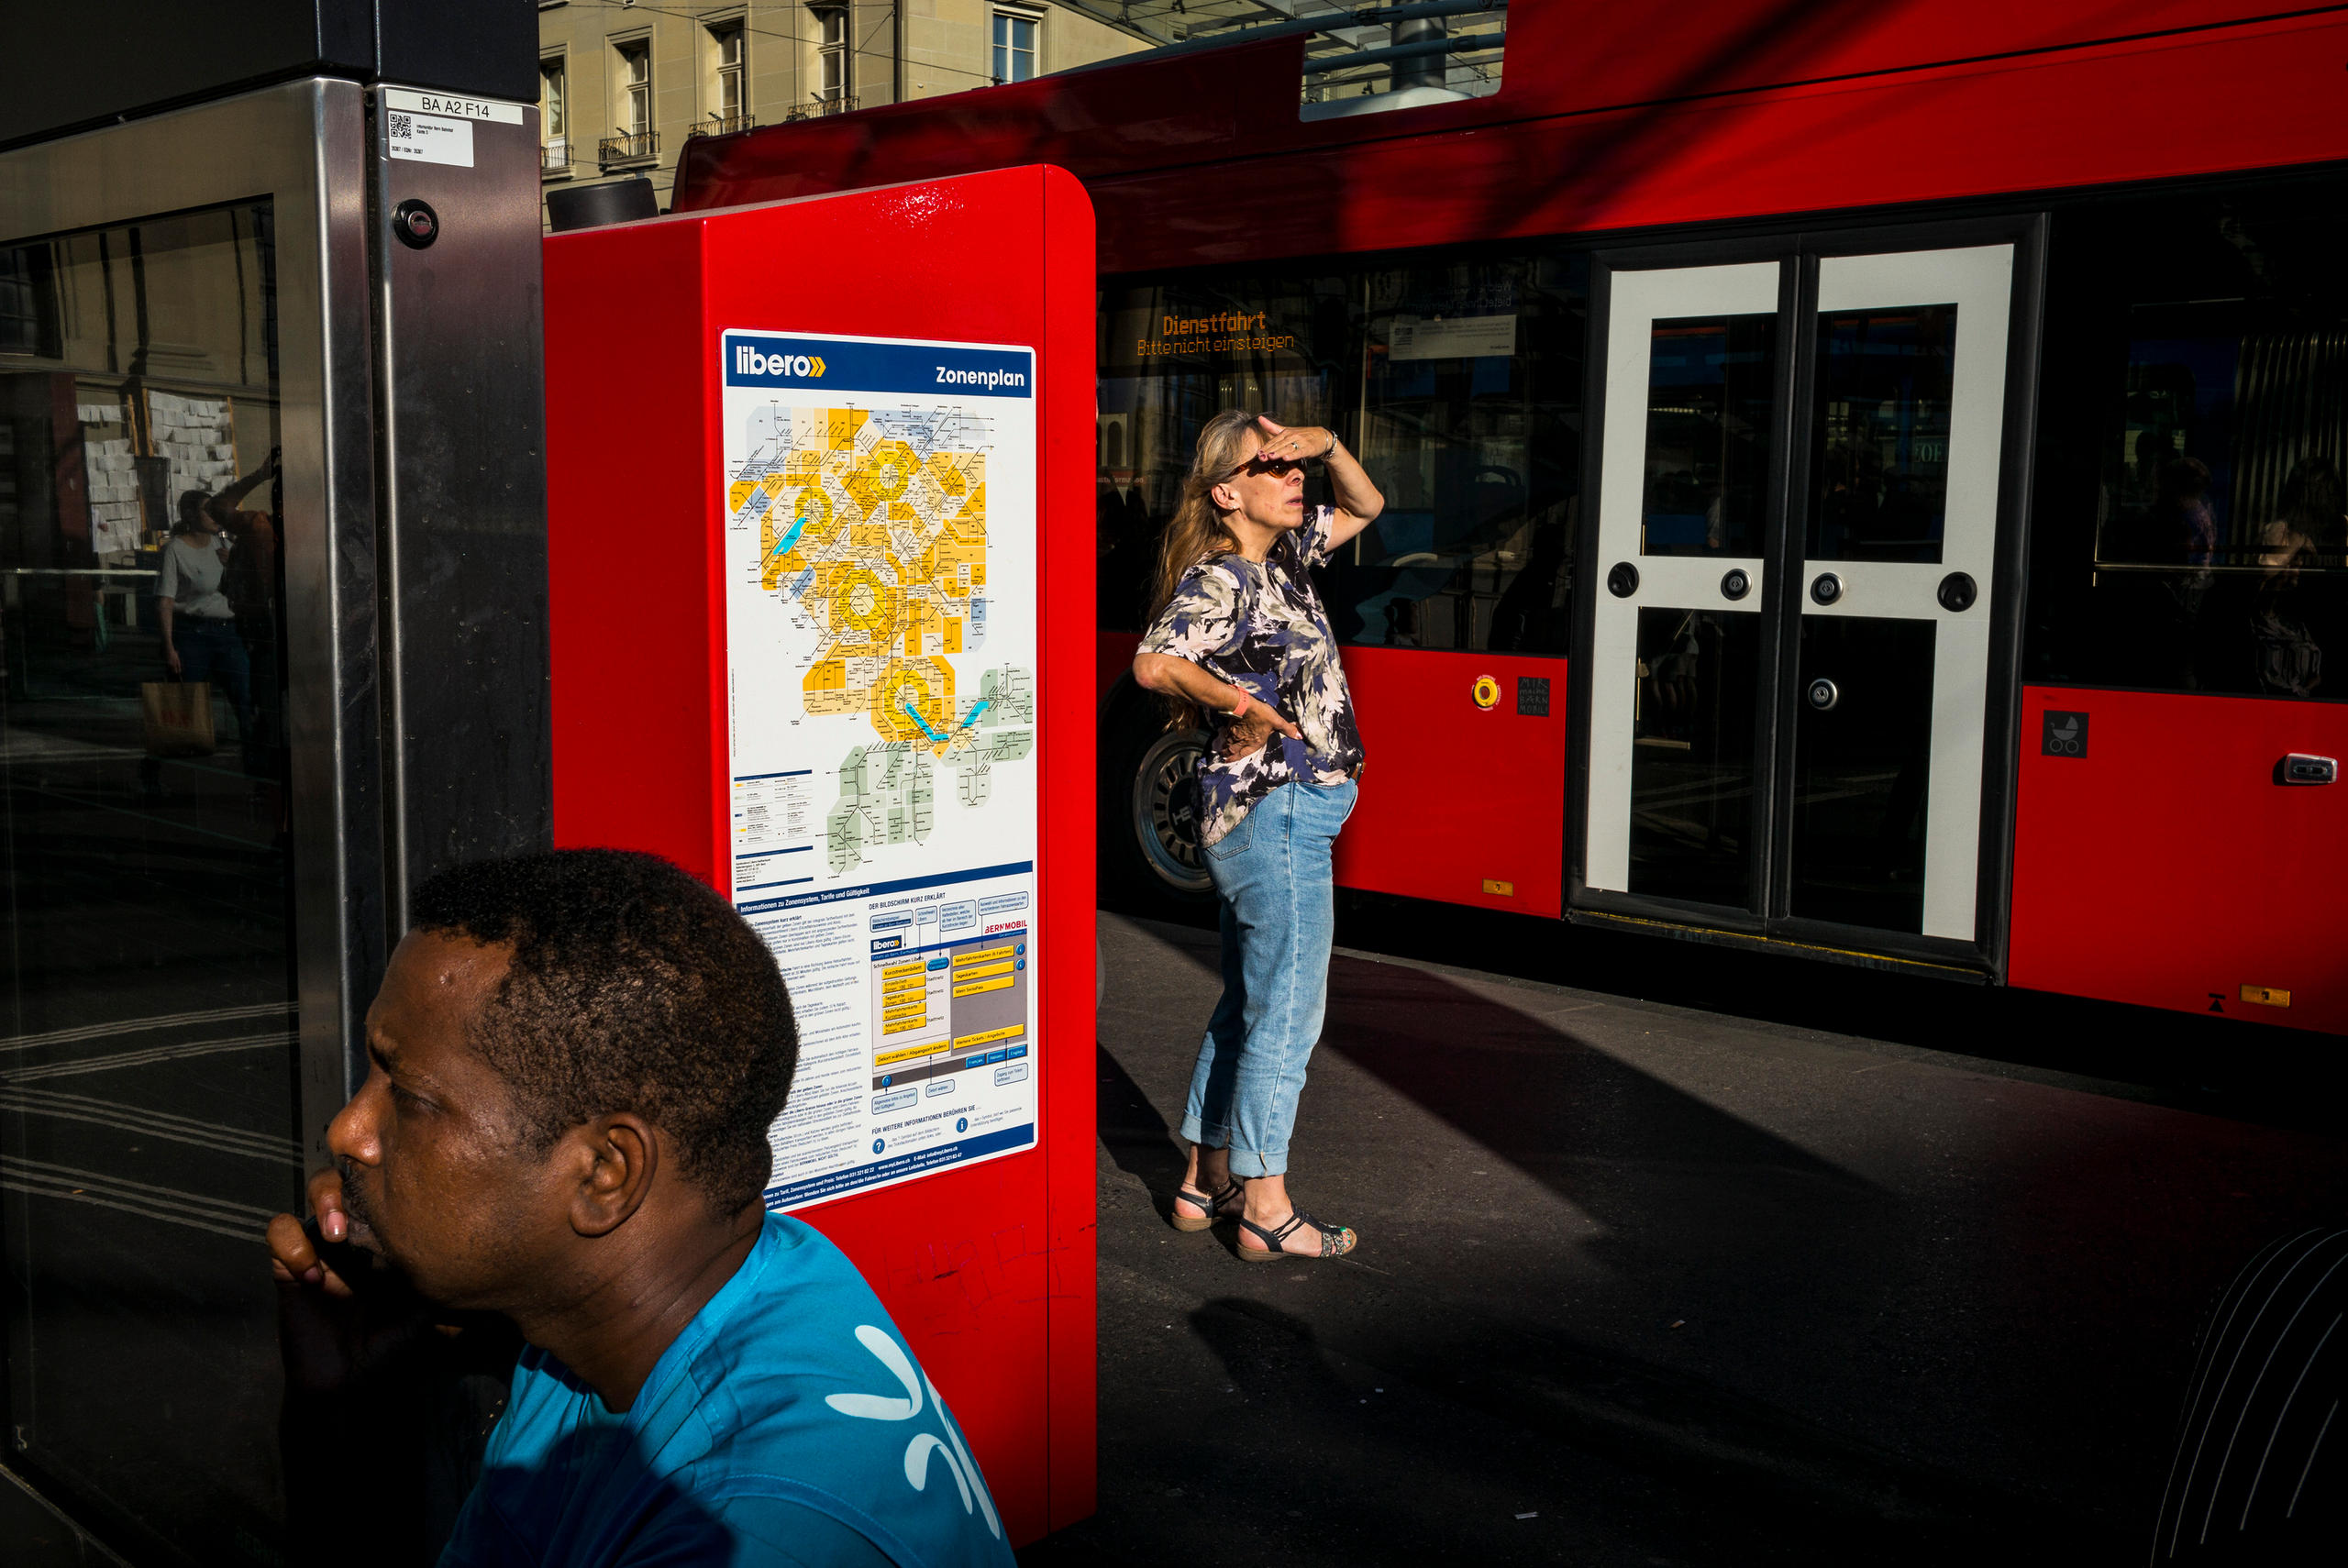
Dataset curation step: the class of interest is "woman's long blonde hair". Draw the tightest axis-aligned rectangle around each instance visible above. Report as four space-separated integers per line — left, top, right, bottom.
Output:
1146 409 1261 731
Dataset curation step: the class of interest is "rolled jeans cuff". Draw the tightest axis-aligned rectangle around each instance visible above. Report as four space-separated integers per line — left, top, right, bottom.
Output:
1178 1116 1287 1178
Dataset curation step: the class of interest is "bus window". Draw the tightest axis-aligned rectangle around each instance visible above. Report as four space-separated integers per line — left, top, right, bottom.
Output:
2031 179 2348 701
1097 248 1585 655
1644 313 1775 558
1330 252 1583 653
1099 271 1348 631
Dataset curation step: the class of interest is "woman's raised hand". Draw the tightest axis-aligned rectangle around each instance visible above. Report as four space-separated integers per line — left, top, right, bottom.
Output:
1253 414 1333 463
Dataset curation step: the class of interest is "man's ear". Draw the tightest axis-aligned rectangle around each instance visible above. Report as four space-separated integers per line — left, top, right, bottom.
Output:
565 1114 659 1238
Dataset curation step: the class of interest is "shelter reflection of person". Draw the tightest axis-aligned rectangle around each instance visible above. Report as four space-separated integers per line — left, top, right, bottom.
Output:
158 448 277 755
266 851 1015 1568
1135 412 1384 1261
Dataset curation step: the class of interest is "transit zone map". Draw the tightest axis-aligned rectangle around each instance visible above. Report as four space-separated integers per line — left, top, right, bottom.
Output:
725 402 1036 877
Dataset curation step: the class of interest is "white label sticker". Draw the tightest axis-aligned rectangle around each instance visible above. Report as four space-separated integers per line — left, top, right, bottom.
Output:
383 88 526 125
387 111 474 168
1389 313 1519 361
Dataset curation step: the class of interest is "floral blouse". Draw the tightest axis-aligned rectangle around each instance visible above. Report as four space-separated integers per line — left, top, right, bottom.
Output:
1138 506 1366 846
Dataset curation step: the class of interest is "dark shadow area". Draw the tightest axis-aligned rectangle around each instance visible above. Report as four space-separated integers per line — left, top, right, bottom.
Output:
1069 911 2348 1563
1096 1041 1188 1225
1322 890 2348 1134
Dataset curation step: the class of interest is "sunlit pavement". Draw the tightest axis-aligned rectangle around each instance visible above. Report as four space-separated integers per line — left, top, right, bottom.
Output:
1020 910 2348 1566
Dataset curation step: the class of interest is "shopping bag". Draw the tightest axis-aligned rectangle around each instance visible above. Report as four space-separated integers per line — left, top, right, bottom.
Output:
141 680 216 757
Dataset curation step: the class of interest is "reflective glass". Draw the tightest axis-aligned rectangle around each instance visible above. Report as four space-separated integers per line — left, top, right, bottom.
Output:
1808 304 1956 564
1628 607 1758 907
2030 178 2348 701
1097 249 1584 654
0 202 298 1558
1789 617 1934 932
1642 314 1774 557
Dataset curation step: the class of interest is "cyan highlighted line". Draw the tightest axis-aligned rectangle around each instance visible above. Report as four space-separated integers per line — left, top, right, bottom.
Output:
766 513 809 561
958 699 990 730
902 701 947 741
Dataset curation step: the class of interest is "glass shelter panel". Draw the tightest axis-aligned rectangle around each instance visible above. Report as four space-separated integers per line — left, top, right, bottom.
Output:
0 203 298 1555
1641 315 1775 558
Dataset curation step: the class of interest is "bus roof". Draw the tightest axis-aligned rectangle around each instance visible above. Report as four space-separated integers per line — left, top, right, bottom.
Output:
671 3 2337 271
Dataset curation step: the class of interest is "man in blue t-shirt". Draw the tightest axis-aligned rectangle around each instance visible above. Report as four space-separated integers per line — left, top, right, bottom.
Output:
267 850 1013 1568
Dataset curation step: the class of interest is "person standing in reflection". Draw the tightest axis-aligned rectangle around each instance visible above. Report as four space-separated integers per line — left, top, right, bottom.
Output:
158 449 277 756
208 447 286 767
1133 411 1383 1262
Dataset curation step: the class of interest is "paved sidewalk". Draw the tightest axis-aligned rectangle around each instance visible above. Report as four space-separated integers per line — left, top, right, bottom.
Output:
1021 913 2348 1566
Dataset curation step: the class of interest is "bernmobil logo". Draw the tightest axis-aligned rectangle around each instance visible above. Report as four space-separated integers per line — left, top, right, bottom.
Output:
736 345 825 379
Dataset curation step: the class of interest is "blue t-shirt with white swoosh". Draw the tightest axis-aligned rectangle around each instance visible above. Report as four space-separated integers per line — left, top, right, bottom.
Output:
439 1213 1015 1568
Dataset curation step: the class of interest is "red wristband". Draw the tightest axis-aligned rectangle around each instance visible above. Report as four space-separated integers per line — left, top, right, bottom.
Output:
1228 688 1249 721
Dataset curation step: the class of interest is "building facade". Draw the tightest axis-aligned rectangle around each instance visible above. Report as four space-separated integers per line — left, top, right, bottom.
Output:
536 1 1152 215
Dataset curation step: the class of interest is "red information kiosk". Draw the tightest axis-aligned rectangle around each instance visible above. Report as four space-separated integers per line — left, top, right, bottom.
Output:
541 166 1096 1544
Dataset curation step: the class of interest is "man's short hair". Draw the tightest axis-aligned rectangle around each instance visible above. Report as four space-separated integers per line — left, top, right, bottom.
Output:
408 849 795 1213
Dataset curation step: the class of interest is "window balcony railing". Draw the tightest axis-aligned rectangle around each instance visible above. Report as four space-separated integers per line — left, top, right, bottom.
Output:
783 94 858 122
686 112 756 140
541 138 570 174
597 129 659 168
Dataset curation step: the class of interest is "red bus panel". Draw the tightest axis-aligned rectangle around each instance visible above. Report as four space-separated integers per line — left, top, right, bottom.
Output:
676 10 2348 279
1335 649 1569 919
2010 686 2348 1033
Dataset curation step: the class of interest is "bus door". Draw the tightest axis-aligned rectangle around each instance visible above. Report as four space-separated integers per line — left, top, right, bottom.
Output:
1574 230 2036 971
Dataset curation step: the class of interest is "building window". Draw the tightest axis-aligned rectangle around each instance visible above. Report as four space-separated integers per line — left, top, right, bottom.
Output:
541 57 567 137
540 55 569 171
817 7 850 104
992 9 1039 85
712 22 745 126
617 39 651 135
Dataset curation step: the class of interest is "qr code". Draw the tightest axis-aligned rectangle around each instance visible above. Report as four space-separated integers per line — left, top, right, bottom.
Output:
389 112 412 138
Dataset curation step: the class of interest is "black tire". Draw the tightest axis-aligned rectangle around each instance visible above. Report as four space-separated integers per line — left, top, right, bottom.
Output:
1098 692 1215 923
2153 1225 2348 1564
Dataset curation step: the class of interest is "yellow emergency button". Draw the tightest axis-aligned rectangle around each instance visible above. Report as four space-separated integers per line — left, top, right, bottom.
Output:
2240 984 2291 1008
1472 674 1501 710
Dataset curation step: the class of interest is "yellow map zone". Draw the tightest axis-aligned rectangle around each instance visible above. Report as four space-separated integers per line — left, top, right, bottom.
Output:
731 407 992 757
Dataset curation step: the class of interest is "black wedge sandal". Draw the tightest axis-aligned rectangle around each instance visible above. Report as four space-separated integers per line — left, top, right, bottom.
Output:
1235 1209 1357 1262
1168 1179 1243 1234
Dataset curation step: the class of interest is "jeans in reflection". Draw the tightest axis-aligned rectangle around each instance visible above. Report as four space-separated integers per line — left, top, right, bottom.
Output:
175 616 255 749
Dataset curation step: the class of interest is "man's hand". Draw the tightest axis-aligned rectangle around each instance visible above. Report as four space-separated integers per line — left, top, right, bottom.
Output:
269 1167 436 1393
1222 702 1301 762
268 1165 355 1296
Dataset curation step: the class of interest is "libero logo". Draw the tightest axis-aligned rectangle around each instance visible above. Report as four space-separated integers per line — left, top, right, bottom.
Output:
735 345 826 379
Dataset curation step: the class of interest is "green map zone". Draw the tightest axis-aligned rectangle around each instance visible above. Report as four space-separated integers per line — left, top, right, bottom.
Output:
826 668 1034 873
724 403 1035 876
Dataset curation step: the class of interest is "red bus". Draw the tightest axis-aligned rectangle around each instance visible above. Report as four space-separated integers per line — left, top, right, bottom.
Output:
671 2 2348 1034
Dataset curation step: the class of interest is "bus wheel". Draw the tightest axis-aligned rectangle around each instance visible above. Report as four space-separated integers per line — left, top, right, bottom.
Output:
1100 706 1213 919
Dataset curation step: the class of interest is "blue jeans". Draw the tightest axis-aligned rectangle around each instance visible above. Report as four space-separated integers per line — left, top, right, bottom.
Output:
1181 778 1357 1178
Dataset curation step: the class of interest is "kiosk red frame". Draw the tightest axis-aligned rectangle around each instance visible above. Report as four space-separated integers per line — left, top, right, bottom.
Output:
541 165 1097 1543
